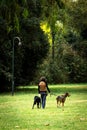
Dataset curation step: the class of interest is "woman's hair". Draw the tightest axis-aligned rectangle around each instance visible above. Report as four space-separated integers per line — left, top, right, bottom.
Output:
39 76 47 82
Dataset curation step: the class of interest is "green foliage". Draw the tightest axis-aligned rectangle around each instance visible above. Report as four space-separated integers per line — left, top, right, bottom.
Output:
0 0 49 91
27 0 42 17
0 0 87 92
73 40 87 59
42 0 87 84
36 39 87 84
67 0 87 39
19 17 49 85
0 17 12 91
22 8 29 18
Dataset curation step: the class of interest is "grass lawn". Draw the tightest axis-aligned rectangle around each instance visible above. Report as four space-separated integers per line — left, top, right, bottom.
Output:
0 84 87 130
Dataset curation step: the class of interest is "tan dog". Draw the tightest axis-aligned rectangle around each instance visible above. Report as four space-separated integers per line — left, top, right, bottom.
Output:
56 92 70 107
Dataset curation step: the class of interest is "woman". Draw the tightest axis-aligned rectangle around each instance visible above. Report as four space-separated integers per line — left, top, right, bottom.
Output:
38 76 50 109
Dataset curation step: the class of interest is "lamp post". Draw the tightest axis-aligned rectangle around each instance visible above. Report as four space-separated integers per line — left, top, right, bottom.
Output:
12 37 21 96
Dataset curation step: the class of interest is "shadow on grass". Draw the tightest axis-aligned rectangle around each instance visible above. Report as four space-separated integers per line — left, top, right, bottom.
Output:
0 84 87 95
50 85 87 94
15 86 38 94
15 84 87 94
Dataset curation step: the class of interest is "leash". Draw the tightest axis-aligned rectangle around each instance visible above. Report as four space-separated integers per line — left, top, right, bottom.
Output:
50 93 57 96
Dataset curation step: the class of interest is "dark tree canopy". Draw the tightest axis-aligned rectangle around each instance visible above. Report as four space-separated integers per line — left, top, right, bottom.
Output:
0 0 49 92
0 0 87 92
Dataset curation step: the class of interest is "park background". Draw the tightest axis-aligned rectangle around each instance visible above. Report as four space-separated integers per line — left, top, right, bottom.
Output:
0 0 87 92
0 1 87 130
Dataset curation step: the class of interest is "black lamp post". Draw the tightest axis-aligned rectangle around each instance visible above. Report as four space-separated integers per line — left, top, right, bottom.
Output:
12 37 21 96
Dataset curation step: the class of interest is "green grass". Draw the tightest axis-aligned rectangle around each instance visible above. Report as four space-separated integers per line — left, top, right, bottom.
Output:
0 84 87 130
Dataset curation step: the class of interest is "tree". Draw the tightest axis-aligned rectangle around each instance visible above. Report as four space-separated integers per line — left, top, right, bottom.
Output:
0 18 12 92
40 0 67 62
35 0 87 83
19 17 49 85
67 0 87 39
0 0 49 92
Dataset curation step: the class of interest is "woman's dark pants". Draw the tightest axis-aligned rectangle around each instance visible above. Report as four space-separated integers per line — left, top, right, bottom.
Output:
41 93 47 108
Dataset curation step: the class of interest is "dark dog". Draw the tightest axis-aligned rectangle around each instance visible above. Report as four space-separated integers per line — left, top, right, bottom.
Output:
32 96 41 109
56 92 70 107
